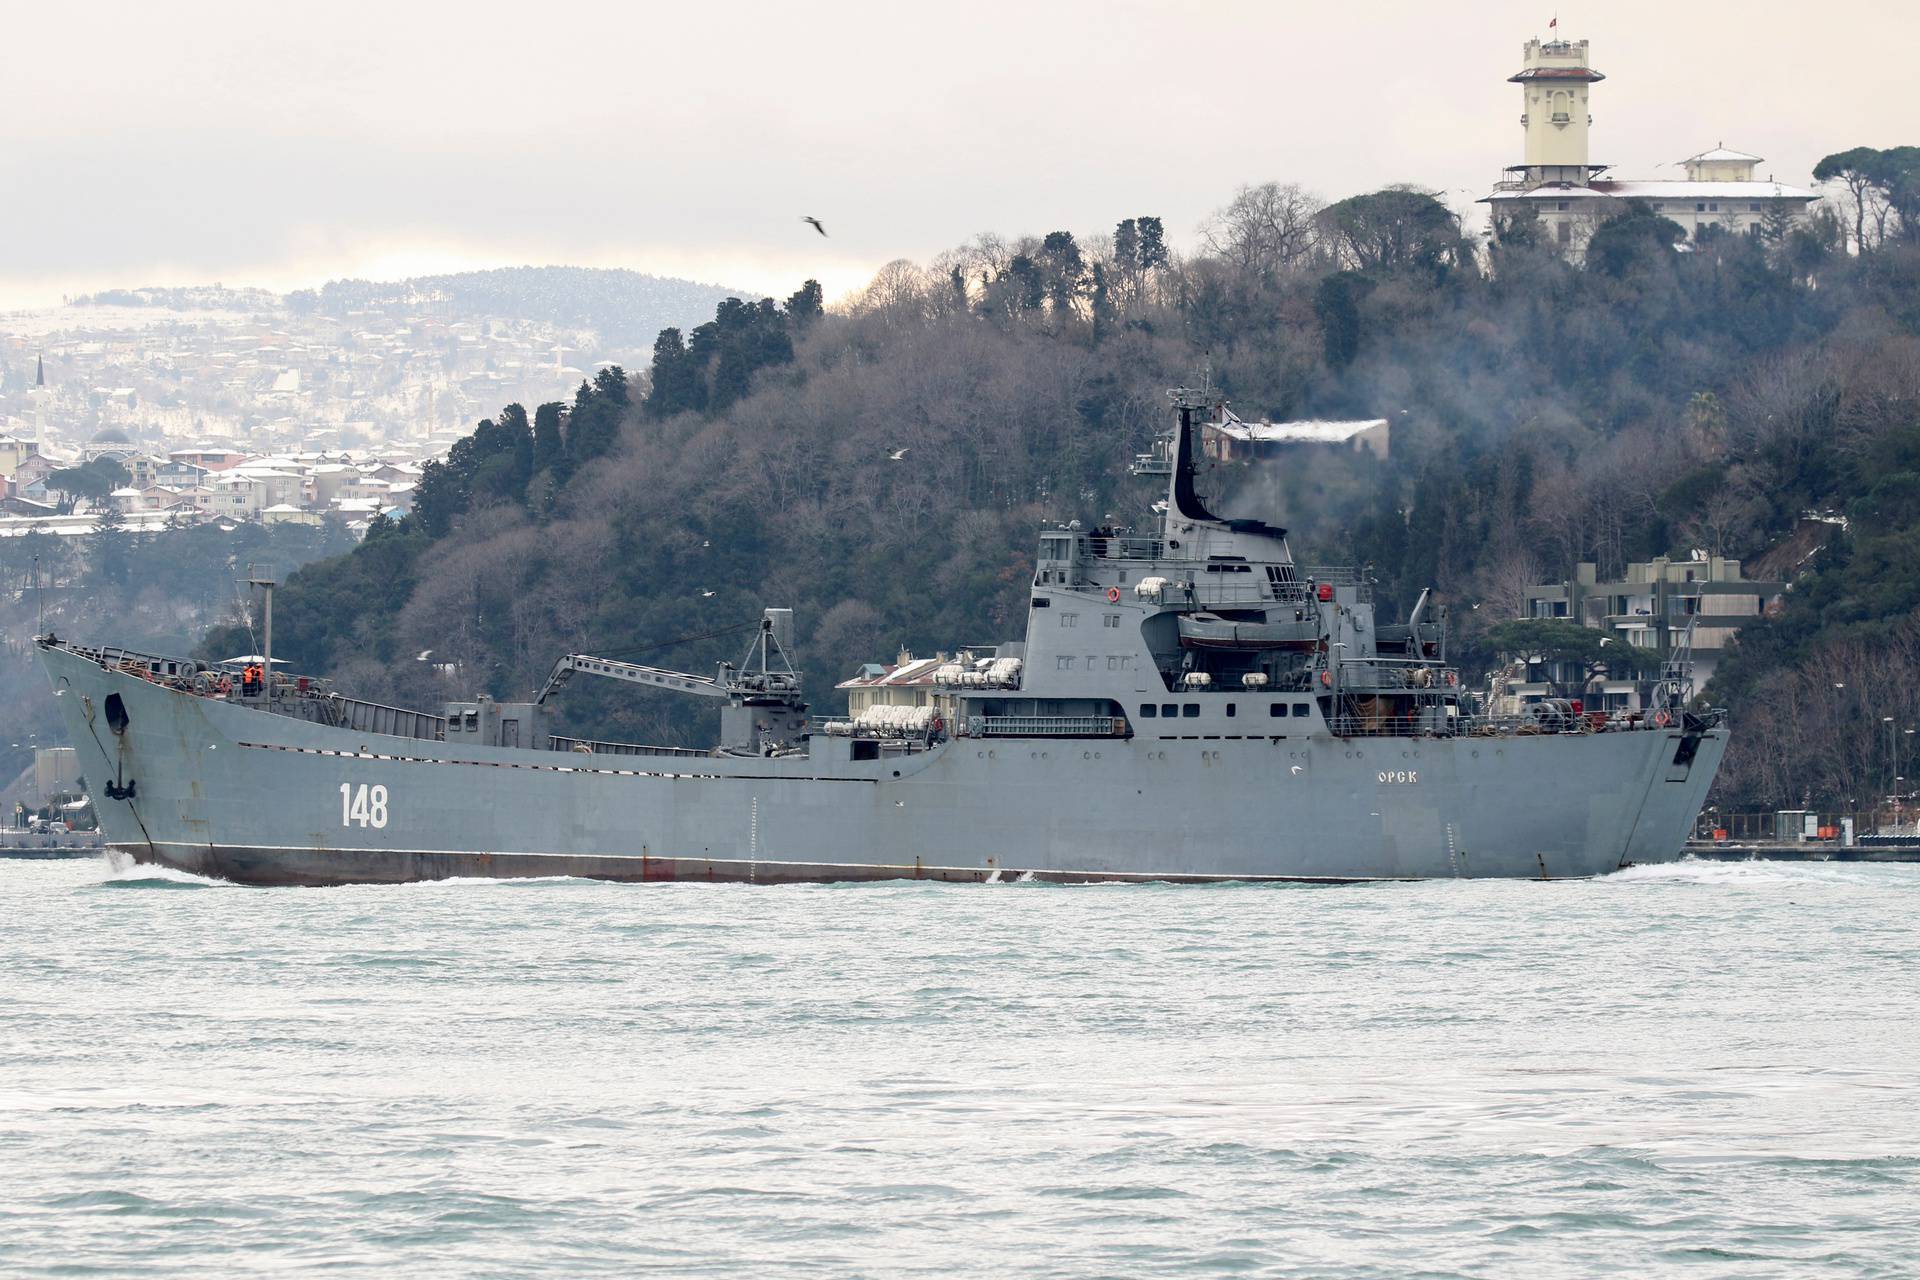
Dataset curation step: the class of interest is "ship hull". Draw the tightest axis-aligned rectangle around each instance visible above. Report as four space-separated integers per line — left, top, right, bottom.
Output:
45 646 1725 886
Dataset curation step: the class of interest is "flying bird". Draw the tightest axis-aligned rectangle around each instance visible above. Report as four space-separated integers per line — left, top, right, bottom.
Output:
802 216 828 237
700 589 716 599
415 649 434 661
887 447 910 461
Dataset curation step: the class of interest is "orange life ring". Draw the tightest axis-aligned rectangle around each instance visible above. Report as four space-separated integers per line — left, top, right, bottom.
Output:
1319 670 1333 688
1106 586 1121 603
1653 708 1672 727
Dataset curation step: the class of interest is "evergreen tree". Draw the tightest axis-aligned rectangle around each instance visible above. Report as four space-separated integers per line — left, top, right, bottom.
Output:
1007 256 1045 313
532 401 566 475
89 499 131 591
1585 205 1687 278
567 376 624 464
1038 231 1086 317
593 365 630 408
644 329 706 418
784 279 825 327
1313 271 1375 370
1135 216 1169 271
1090 262 1115 344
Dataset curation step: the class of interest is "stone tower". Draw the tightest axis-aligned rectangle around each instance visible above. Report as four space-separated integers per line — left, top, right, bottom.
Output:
1512 38 1604 186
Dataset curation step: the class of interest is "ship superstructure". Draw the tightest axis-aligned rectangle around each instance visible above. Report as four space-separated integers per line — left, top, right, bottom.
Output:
37 392 1727 885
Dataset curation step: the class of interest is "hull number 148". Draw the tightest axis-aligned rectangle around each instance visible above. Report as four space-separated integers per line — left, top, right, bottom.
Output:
339 783 390 828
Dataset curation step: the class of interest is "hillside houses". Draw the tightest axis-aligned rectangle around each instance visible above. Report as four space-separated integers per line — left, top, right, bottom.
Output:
0 439 428 539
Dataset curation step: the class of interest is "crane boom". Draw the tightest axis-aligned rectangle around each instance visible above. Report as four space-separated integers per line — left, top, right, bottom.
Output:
536 655 727 705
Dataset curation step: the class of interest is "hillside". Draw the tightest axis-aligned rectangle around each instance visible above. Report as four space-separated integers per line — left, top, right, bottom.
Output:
291 266 749 345
197 182 1920 811
71 267 747 347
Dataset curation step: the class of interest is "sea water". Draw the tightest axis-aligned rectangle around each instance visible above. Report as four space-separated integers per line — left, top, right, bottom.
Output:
1 857 1916 1278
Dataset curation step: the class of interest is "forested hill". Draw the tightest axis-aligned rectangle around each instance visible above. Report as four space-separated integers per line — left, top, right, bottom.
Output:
74 267 745 343
205 178 1920 810
290 267 746 345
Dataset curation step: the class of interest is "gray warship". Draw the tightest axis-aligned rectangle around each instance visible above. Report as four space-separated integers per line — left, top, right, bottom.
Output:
37 392 1726 885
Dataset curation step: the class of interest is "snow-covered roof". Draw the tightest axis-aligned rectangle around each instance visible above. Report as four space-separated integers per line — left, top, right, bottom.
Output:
1485 179 1815 203
1594 179 1816 200
1685 146 1763 163
262 503 304 513
1482 185 1613 202
836 655 955 689
0 512 184 537
1211 418 1389 444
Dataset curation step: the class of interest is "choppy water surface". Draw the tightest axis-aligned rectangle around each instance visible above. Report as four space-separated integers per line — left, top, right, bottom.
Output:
3 858 1918 1278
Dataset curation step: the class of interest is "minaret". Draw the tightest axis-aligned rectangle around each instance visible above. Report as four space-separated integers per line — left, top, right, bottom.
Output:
1511 37 1604 187
29 354 46 445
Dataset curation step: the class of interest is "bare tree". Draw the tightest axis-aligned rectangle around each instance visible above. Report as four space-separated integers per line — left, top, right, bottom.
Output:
1200 182 1324 281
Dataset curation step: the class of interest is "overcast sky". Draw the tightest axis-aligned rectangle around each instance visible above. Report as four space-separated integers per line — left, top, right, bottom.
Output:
3 0 1910 309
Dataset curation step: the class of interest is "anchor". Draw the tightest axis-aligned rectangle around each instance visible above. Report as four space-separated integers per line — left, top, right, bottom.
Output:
100 691 138 801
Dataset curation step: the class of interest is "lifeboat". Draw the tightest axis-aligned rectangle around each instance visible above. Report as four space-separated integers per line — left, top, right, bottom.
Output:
1176 612 1321 651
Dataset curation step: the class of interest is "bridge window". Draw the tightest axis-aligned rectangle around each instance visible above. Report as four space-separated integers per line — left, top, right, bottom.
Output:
1270 702 1287 717
1182 704 1200 718
1103 614 1119 628
1292 703 1311 717
1225 703 1237 718
1061 613 1078 628
1140 703 1157 718
1162 703 1177 717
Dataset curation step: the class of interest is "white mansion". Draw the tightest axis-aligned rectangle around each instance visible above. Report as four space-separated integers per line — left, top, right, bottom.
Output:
1482 37 1816 256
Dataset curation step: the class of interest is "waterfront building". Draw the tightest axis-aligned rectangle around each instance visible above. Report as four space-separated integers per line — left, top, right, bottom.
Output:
1521 554 1785 690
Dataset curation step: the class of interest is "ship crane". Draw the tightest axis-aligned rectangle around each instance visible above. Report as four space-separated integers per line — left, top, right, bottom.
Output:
535 655 730 705
533 609 811 755
535 610 805 707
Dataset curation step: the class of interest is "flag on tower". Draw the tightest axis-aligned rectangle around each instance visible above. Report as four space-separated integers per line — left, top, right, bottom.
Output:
1549 15 1558 27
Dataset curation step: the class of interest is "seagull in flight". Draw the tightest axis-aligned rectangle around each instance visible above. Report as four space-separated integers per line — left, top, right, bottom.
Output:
802 216 828 237
700 589 716 599
887 447 910 461
415 649 434 661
